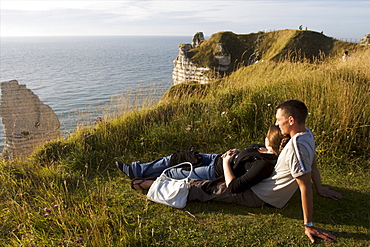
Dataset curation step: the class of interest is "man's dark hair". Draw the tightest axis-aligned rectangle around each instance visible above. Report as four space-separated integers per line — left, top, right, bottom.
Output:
276 100 308 125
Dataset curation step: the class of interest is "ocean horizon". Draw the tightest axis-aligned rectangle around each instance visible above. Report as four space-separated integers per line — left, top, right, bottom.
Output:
0 35 191 151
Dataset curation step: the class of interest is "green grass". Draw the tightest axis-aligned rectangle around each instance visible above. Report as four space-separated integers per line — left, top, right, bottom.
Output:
187 30 361 74
0 34 369 246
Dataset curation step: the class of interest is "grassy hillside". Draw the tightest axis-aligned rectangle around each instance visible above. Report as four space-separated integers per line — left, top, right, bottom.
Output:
0 34 369 246
188 30 361 73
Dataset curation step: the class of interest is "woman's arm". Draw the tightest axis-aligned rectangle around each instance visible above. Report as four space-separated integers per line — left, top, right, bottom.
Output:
221 150 237 186
221 150 274 193
227 159 274 193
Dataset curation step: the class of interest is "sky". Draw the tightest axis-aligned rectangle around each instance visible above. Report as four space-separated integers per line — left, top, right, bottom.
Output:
1 0 369 40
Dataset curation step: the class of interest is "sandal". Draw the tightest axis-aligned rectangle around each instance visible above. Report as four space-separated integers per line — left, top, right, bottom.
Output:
130 177 157 190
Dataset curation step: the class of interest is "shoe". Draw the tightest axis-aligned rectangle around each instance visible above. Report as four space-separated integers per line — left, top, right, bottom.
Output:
116 161 135 179
130 177 157 190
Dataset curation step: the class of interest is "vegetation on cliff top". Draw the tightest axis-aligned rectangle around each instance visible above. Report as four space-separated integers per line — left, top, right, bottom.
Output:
0 31 369 246
189 30 361 72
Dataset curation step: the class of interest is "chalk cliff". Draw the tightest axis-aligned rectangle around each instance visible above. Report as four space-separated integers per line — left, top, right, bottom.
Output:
0 80 60 159
172 32 231 85
360 34 370 46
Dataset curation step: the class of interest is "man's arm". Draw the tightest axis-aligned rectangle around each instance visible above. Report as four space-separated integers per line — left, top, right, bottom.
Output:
296 173 313 224
311 156 343 200
296 173 337 243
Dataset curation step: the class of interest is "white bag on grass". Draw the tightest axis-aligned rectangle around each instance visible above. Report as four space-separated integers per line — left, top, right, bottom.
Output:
146 162 193 209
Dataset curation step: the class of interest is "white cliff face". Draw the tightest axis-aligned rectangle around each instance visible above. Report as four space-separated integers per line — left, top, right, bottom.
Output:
360 34 370 46
213 43 231 71
172 43 212 85
172 32 231 85
1 80 60 159
192 32 205 47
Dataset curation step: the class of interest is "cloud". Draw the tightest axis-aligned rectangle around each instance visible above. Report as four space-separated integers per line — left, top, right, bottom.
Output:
2 0 93 11
1 0 369 38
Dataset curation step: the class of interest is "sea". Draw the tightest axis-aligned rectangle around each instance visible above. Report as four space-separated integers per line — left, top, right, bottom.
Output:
0 35 191 151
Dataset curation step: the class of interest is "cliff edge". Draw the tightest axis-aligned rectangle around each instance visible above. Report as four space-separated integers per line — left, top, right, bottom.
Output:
172 30 362 85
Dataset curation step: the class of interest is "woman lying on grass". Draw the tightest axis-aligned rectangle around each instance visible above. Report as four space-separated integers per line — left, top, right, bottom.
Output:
117 125 289 193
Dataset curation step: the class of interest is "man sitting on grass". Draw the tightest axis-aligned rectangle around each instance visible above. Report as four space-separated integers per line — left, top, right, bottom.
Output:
188 99 342 243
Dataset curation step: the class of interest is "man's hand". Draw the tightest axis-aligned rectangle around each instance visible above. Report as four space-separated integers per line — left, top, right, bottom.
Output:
305 226 336 243
317 187 343 200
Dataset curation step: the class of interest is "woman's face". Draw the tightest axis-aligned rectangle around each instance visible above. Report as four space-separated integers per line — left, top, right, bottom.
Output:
258 137 275 154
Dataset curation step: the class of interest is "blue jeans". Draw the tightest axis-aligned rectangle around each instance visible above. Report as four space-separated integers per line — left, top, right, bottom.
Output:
130 154 218 180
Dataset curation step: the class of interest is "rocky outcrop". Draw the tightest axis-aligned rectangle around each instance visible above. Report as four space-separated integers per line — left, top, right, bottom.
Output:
192 32 205 47
172 42 212 85
213 43 231 71
360 34 370 46
0 80 60 159
172 32 231 85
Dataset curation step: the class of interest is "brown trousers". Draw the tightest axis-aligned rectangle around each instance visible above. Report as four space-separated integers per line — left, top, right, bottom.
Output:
188 179 265 208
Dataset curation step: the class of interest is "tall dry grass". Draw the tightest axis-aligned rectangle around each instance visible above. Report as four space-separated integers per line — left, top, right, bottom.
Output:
201 48 370 154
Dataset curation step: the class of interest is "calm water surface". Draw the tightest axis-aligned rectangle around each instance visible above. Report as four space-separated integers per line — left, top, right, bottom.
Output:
0 35 190 150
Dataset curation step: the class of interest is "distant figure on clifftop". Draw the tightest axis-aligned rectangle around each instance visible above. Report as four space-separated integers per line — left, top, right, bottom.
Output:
299 25 303 30
342 50 352 61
